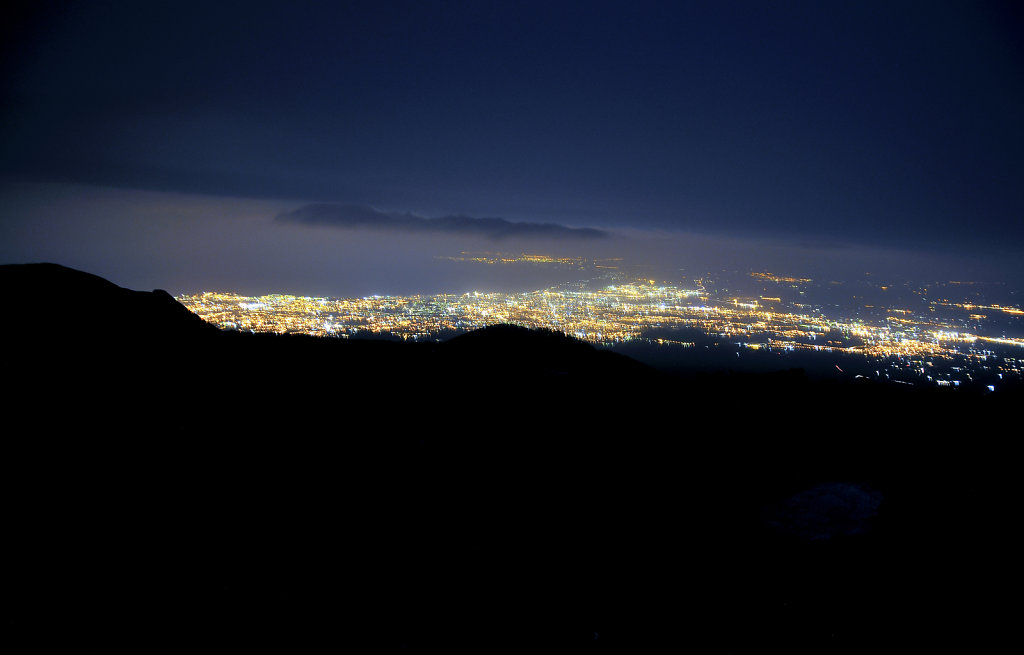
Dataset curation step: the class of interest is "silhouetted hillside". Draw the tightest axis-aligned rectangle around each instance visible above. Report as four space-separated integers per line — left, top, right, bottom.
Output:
2 262 217 338
2 263 1016 652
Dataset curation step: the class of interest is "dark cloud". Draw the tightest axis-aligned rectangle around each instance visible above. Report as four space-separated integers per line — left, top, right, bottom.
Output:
3 3 1021 256
276 203 608 240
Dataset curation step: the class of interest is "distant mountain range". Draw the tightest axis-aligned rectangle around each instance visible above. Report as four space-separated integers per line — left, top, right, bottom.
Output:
2 263 1015 652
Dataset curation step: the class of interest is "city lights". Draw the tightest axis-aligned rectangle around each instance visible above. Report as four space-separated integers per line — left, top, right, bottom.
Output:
177 265 1024 389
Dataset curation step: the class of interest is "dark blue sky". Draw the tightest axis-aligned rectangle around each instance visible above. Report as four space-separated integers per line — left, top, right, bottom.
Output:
1 1 1023 292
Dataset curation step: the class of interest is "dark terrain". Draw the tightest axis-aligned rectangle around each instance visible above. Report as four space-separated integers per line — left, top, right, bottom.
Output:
2 263 1016 652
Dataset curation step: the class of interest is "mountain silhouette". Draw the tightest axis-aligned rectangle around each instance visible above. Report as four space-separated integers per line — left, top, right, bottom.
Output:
2 262 1015 652
2 262 216 338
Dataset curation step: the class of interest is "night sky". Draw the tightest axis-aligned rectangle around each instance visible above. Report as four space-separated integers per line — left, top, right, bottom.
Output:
2 1 1022 295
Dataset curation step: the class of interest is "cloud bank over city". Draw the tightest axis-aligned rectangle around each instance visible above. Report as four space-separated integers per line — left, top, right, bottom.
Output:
3 182 1019 299
277 203 608 240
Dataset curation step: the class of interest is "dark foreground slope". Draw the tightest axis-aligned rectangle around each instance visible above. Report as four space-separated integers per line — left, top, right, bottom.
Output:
2 264 1017 653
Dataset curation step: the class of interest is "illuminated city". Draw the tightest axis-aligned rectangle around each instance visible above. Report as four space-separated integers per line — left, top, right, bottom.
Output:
178 256 1024 390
